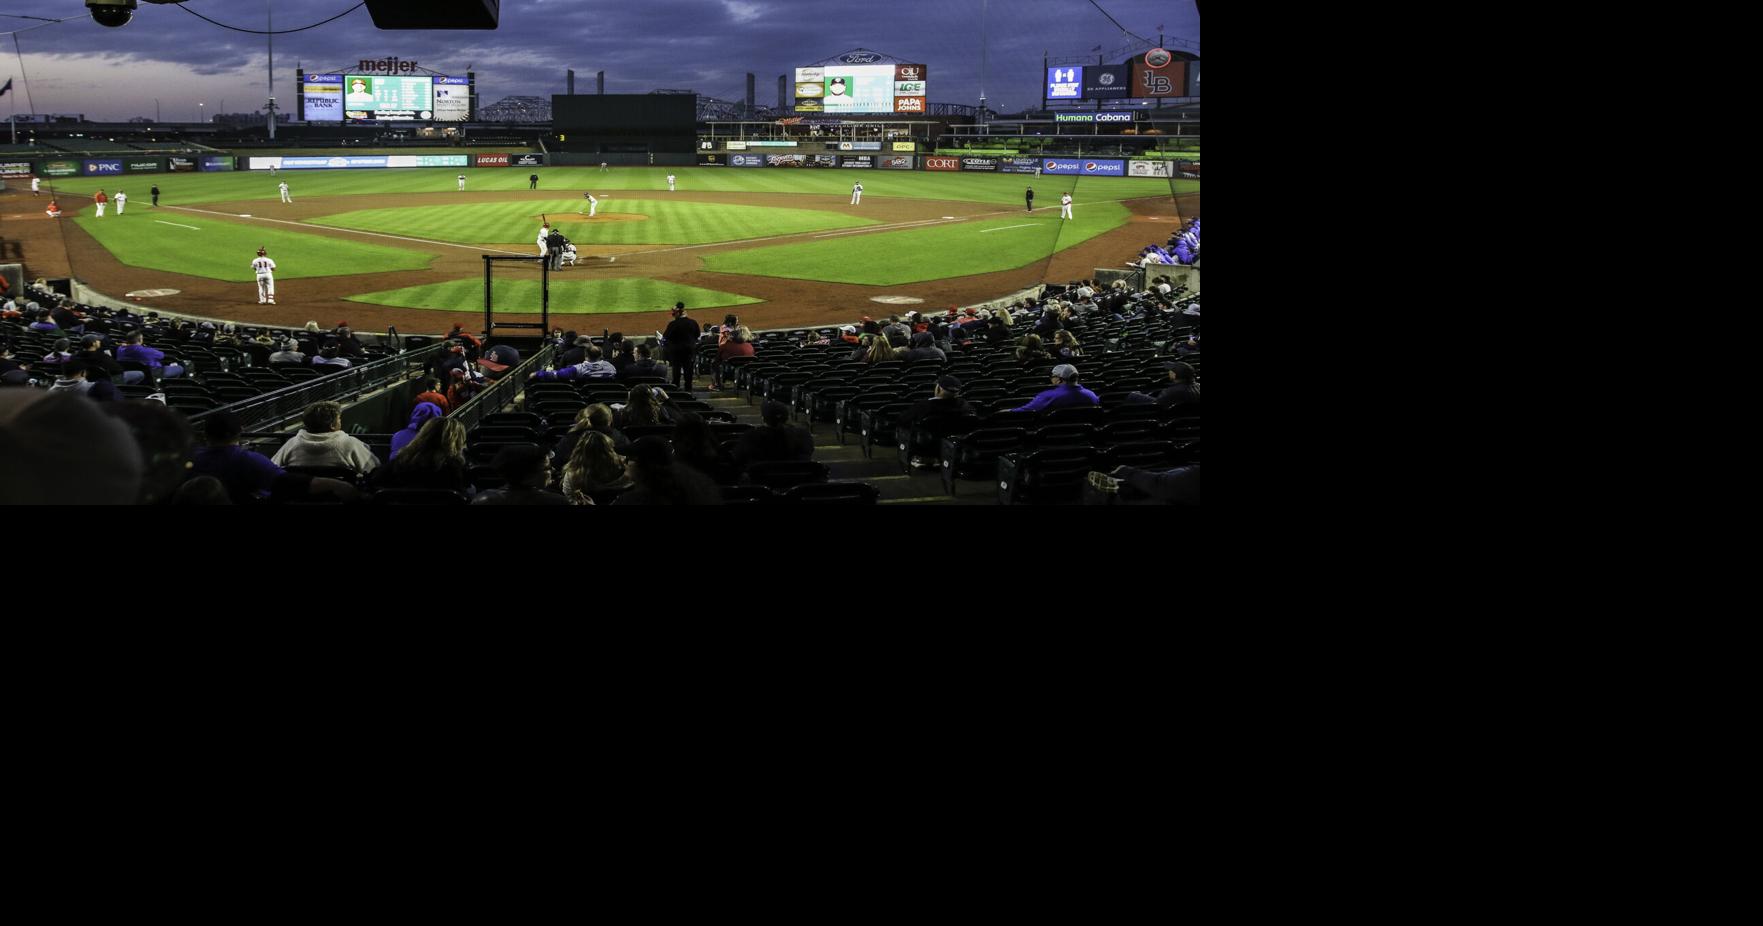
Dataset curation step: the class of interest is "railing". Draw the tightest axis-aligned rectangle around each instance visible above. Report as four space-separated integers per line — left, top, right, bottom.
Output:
451 343 554 433
189 343 449 432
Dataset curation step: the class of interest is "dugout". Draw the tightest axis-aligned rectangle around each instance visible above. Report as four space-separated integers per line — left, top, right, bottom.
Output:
549 94 697 166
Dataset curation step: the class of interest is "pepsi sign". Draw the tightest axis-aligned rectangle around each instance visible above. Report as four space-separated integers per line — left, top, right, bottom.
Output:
1081 159 1126 176
1041 159 1083 175
1046 66 1082 100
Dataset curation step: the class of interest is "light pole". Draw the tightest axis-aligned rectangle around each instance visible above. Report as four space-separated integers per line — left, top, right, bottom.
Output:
154 99 160 122
198 102 204 123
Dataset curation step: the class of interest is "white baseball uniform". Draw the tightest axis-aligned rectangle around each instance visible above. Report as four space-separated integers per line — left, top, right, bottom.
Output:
115 192 127 214
583 194 599 217
851 182 863 205
458 174 466 191
1060 194 1073 220
561 244 578 266
252 255 277 303
31 177 40 195
279 182 292 203
537 226 551 262
667 174 676 191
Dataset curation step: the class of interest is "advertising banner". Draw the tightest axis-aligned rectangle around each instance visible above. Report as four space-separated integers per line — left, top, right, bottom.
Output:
1041 158 1083 175
42 160 81 177
1095 111 1135 124
923 156 960 172
168 157 196 172
1078 159 1126 176
125 159 162 173
747 140 798 147
1130 57 1187 98
511 153 545 166
838 155 874 168
248 157 283 170
303 74 343 122
794 98 823 112
1083 64 1132 99
1128 159 1174 178
997 158 1042 174
342 73 435 121
807 154 839 168
277 156 389 169
200 157 234 172
960 157 999 172
83 159 125 176
697 153 727 166
0 161 33 178
1046 66 1083 100
839 142 882 151
766 154 809 167
730 154 766 167
726 141 748 150
397 155 470 167
891 141 916 152
433 76 470 122
879 156 914 170
474 153 512 167
1055 113 1095 123
894 96 925 114
894 64 927 82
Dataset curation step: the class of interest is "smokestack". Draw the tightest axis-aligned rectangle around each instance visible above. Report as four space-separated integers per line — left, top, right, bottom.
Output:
778 74 787 110
746 72 756 118
567 69 575 95
597 71 604 95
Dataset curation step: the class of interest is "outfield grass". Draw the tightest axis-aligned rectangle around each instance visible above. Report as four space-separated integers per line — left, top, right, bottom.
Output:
701 201 1133 286
308 198 877 246
72 211 433 282
41 167 1194 209
345 277 762 315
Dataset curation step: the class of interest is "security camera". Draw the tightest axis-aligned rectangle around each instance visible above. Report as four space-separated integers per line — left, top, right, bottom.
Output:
87 0 136 28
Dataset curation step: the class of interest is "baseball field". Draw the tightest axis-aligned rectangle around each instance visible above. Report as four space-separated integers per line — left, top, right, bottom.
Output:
17 165 1198 333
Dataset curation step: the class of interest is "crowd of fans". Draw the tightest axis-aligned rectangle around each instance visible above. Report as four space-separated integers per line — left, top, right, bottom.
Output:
1133 216 1201 267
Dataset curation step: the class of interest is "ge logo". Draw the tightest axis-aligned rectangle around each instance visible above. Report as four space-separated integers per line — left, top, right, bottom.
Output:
1098 73 1115 86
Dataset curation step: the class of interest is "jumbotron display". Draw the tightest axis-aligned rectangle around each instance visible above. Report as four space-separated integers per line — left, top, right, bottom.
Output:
795 63 927 114
302 74 470 122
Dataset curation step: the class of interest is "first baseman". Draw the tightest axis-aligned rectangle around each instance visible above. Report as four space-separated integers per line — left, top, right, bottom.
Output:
850 182 863 205
1060 193 1073 220
252 247 277 304
667 174 676 192
458 173 466 191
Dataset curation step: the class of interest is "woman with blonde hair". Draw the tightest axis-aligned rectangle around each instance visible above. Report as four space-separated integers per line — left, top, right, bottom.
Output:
865 333 901 365
561 431 633 503
373 417 471 494
620 383 671 428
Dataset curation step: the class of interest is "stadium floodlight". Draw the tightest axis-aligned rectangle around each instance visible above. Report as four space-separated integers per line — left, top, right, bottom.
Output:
86 0 135 28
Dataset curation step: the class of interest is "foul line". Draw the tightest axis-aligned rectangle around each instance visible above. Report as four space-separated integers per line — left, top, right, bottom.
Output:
162 205 530 255
155 220 201 230
980 224 1038 233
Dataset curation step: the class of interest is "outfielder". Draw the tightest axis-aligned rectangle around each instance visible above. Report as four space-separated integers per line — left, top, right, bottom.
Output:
94 189 108 217
1060 193 1073 220
458 173 466 191
252 247 277 304
30 176 40 195
115 191 128 215
850 181 863 205
279 181 292 204
600 162 609 173
667 173 676 192
582 193 599 217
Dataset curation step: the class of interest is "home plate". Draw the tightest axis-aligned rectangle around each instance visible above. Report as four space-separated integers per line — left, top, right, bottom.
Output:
870 295 924 305
126 289 181 298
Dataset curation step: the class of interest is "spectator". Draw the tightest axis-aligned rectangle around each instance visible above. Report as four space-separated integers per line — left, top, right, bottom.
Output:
47 360 92 394
471 444 568 505
191 410 295 503
312 343 353 369
271 401 380 475
333 325 364 359
117 331 185 379
661 302 700 391
619 384 671 428
1011 364 1099 413
28 311 59 334
172 475 232 505
390 402 447 459
412 376 451 413
982 314 1011 346
898 375 973 430
1015 334 1053 366
864 334 902 366
1090 463 1200 505
556 335 589 369
269 338 306 365
902 331 946 363
732 399 813 469
552 403 630 475
534 343 617 381
560 431 633 503
1053 330 1083 361
610 337 636 375
477 343 521 379
101 398 199 505
1034 308 1064 338
882 315 912 345
80 335 138 384
373 417 471 494
446 367 485 409
50 303 86 333
43 338 75 364
0 345 25 376
619 341 672 381
1129 361 1201 408
0 391 143 505
612 436 721 506
670 412 736 484
716 326 755 388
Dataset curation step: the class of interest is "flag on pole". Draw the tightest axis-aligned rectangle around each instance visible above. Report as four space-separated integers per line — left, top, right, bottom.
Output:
0 78 13 97
1091 45 1102 51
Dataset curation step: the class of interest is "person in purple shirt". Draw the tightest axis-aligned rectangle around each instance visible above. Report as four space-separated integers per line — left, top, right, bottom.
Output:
117 330 185 378
1011 364 1099 413
390 402 446 459
190 410 355 504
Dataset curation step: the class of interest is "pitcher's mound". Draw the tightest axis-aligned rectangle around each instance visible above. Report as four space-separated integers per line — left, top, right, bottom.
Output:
547 213 647 224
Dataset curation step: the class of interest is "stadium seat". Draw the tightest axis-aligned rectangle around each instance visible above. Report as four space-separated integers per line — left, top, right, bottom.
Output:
997 448 1102 505
940 427 1028 496
784 482 879 505
371 489 468 506
744 460 829 492
720 485 779 506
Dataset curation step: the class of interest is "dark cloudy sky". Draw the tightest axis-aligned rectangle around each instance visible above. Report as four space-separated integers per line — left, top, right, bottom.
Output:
1 0 1196 121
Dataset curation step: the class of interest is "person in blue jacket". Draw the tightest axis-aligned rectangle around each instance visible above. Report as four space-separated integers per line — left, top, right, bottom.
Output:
1011 363 1098 413
390 402 446 459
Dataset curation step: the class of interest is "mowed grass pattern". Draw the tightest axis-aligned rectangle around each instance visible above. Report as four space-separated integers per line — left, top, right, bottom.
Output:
346 277 762 315
42 167 1194 210
701 201 1134 286
73 212 433 282
307 199 876 246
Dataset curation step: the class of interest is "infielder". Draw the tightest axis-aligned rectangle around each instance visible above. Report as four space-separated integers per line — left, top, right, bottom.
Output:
458 173 466 191
94 189 108 217
850 181 863 205
279 181 292 204
582 193 599 217
600 162 609 173
115 191 128 215
667 173 676 192
1060 193 1073 220
30 176 40 195
252 247 277 304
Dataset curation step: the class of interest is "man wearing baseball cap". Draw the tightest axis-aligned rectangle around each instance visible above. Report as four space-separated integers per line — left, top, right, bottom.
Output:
899 375 973 429
661 302 700 391
1011 364 1098 413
